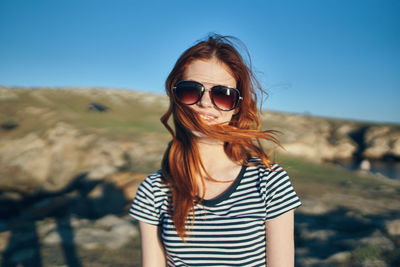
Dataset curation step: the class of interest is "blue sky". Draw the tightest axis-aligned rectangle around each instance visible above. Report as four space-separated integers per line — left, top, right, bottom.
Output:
1 0 399 124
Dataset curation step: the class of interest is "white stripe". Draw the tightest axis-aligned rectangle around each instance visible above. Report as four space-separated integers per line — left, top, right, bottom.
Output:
171 248 265 262
164 236 265 249
165 219 263 230
267 202 301 219
163 230 263 242
163 225 264 236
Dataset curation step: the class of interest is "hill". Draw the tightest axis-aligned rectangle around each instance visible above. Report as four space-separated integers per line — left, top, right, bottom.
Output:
0 87 399 266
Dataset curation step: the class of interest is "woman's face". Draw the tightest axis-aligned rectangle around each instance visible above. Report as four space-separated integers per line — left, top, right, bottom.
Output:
182 58 237 125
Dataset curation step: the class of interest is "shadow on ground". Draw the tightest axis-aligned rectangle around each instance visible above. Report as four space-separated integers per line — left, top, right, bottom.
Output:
0 172 133 267
295 207 400 267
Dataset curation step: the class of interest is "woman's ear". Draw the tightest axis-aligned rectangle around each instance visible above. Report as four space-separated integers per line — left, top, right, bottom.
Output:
233 107 240 115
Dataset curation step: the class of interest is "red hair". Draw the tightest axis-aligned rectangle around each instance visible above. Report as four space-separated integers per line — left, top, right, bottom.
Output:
161 34 279 240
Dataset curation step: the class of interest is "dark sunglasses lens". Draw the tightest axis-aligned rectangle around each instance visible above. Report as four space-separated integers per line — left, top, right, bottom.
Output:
175 82 202 105
211 86 238 110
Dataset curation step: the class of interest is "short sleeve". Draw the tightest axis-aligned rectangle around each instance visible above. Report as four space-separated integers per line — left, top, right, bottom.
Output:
129 174 162 225
259 164 301 221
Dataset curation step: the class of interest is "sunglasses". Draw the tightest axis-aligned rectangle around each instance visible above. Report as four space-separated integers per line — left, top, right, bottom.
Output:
173 80 242 111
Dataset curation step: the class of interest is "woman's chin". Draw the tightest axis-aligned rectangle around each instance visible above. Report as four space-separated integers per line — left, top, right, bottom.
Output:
191 130 207 138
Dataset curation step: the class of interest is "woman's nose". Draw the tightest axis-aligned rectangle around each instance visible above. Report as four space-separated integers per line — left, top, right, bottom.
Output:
198 89 213 108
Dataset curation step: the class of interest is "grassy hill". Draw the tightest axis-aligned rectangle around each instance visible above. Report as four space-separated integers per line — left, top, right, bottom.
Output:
1 86 400 266
0 87 169 139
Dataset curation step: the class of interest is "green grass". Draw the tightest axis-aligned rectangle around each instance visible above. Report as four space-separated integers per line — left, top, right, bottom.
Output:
275 152 398 189
351 245 383 264
272 153 400 217
0 88 169 139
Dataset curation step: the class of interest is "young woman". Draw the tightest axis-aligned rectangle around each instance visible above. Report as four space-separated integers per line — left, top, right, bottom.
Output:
130 34 301 267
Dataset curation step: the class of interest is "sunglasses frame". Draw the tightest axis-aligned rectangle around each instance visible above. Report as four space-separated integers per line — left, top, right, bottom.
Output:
173 80 243 111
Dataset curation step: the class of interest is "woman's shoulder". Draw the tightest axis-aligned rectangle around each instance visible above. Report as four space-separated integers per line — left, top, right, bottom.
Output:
138 170 170 193
247 157 287 172
130 170 170 224
146 169 164 181
245 157 291 184
247 158 301 213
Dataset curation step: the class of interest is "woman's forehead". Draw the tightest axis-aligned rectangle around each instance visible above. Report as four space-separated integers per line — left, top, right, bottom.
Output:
182 59 236 87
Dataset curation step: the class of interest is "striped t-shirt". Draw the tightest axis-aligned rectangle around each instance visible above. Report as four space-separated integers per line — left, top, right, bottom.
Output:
130 162 301 267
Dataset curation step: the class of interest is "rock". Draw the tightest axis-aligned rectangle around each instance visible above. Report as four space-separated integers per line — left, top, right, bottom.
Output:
363 126 400 159
0 87 18 100
0 122 143 201
392 138 400 155
95 214 127 229
0 132 50 195
384 219 400 236
1 121 18 131
273 115 358 161
0 191 23 202
0 231 10 252
298 227 337 241
42 229 62 245
296 198 333 215
339 230 394 252
360 159 371 171
0 124 89 196
359 230 394 250
40 215 138 250
262 110 400 163
74 228 115 250
295 256 322 267
74 215 138 250
88 102 109 112
360 260 388 267
324 251 351 264
37 220 57 238
331 139 357 159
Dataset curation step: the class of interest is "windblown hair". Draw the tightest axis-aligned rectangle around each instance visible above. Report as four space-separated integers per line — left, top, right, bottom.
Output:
161 34 279 240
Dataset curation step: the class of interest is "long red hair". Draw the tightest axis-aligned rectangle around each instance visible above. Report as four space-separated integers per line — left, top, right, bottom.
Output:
161 34 279 240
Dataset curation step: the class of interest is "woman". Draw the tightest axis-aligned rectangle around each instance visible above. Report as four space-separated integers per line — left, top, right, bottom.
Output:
130 34 301 267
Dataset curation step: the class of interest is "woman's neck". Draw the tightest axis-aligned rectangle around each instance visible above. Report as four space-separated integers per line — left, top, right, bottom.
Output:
194 137 242 199
195 137 240 179
197 138 226 163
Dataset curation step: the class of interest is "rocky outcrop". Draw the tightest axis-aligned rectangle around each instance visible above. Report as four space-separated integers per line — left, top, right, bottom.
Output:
1 87 399 166
0 121 163 204
261 112 400 162
384 219 400 236
262 112 358 161
363 126 400 159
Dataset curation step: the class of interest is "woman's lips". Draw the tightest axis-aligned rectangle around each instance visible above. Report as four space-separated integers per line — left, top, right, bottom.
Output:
197 112 217 122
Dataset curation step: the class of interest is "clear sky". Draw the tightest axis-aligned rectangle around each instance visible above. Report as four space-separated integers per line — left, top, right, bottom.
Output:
1 0 399 124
